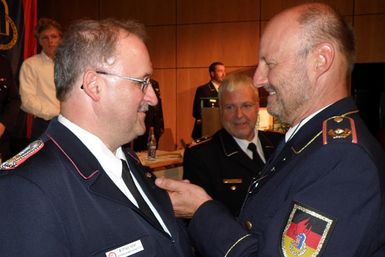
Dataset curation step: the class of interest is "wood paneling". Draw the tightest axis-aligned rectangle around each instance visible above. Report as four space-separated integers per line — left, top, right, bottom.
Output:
176 68 209 145
177 0 260 24
99 0 176 25
146 26 177 69
354 14 385 63
261 0 353 20
38 0 99 28
355 0 385 15
152 69 177 150
177 22 259 67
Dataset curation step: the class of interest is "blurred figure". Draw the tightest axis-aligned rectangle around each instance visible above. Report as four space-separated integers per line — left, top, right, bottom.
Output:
0 19 193 257
0 55 21 160
192 61 225 140
19 18 62 140
184 73 282 216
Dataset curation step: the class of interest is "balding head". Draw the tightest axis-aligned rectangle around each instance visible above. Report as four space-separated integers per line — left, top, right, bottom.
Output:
254 3 355 126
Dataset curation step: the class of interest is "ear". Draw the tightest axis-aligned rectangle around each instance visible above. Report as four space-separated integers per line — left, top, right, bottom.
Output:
313 43 335 78
81 70 102 101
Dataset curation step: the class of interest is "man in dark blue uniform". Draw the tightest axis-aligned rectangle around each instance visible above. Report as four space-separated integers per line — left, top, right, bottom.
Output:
0 55 21 160
156 3 385 257
191 62 226 140
0 19 192 257
184 73 282 216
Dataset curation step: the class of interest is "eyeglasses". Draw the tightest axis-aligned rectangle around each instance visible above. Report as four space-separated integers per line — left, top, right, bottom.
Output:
95 70 151 93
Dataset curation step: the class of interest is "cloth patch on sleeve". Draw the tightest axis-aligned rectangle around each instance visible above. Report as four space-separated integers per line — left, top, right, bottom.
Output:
281 202 335 257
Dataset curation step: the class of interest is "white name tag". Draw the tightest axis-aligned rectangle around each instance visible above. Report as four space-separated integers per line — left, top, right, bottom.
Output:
105 239 144 257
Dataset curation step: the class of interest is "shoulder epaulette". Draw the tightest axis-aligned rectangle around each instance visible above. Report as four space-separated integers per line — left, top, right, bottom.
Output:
189 136 212 148
0 140 44 170
322 115 357 145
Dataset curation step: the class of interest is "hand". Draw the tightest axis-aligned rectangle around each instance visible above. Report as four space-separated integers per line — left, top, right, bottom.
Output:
155 177 212 218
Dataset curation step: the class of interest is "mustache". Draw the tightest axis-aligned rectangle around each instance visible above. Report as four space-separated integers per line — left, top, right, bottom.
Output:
138 103 149 112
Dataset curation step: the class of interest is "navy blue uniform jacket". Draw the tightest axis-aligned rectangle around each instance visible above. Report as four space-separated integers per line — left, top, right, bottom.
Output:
184 128 282 216
188 97 385 257
0 119 193 257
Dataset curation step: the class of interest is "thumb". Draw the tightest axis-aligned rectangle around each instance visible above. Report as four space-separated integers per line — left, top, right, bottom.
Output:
155 177 179 191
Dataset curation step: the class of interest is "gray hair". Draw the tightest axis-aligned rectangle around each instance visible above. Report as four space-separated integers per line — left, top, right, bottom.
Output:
218 73 259 105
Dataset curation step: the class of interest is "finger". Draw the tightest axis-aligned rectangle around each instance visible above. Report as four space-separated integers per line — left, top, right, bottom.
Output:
155 177 182 191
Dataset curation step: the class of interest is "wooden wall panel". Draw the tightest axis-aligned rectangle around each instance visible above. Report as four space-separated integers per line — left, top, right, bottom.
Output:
354 14 385 63
177 22 260 67
261 0 353 20
176 68 209 145
99 0 176 25
146 26 177 69
38 0 99 28
355 0 385 14
152 69 177 150
177 0 260 24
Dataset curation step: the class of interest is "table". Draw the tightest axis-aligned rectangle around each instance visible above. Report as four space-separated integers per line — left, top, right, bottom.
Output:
137 150 184 180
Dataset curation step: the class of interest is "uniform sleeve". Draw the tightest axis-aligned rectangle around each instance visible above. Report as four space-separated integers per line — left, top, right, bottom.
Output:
187 143 384 257
189 200 260 257
19 60 44 116
0 175 70 256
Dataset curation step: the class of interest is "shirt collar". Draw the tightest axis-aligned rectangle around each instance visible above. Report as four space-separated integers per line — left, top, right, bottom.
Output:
57 115 124 178
285 104 331 142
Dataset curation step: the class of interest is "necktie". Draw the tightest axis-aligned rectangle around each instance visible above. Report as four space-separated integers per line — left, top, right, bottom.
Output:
247 143 263 166
121 160 161 228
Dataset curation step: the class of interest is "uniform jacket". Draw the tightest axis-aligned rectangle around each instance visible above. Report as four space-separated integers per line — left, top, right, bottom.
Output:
0 56 21 159
188 97 385 257
183 128 283 216
0 119 193 257
192 81 219 139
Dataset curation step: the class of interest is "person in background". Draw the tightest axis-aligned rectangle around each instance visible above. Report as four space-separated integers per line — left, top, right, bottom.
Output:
132 79 164 151
0 55 21 161
19 18 62 140
191 61 225 140
184 73 282 216
156 3 385 256
0 19 193 257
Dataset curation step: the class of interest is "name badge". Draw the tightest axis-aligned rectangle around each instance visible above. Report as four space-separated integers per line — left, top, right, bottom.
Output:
105 239 144 257
223 178 242 184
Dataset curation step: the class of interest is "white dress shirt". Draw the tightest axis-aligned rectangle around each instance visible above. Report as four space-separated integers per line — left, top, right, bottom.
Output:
233 130 266 163
58 115 171 235
19 51 60 120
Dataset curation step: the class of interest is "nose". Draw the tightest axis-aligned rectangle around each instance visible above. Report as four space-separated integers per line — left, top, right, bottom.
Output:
253 65 268 88
235 106 244 118
143 84 158 106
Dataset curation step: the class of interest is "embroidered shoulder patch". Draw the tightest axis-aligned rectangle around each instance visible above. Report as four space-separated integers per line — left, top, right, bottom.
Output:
282 202 334 257
0 140 44 170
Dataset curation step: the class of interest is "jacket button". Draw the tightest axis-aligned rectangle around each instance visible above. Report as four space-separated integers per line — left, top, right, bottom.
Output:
245 220 253 231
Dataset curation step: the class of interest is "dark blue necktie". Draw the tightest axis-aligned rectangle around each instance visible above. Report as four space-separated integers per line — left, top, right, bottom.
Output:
121 160 161 228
